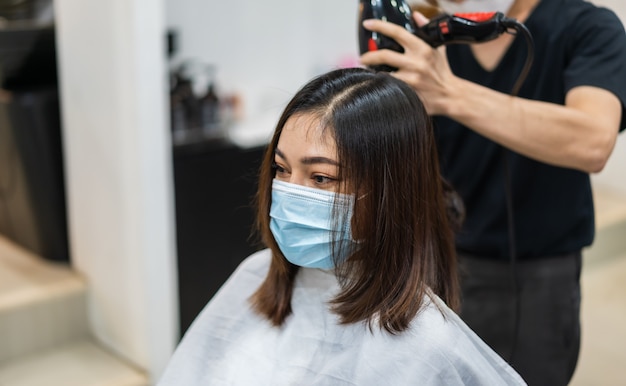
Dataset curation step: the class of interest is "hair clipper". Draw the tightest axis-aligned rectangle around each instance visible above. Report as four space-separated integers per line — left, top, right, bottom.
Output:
358 0 519 72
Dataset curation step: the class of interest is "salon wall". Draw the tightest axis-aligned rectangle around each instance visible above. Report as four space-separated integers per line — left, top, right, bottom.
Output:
165 0 358 124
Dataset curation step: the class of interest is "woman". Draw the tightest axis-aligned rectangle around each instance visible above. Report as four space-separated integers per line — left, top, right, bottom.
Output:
158 68 525 385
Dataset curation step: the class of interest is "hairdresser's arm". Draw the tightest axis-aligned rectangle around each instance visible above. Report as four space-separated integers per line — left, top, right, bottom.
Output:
360 17 621 173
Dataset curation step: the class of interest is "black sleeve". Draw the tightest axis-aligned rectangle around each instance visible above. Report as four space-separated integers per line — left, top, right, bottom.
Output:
564 7 626 131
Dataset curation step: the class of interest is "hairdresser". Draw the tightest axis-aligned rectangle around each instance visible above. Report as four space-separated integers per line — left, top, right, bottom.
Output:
360 0 626 385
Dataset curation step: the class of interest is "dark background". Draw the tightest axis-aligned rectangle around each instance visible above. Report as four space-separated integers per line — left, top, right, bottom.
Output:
173 141 265 335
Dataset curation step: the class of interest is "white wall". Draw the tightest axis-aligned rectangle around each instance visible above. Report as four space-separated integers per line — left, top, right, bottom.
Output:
55 0 178 381
165 0 358 119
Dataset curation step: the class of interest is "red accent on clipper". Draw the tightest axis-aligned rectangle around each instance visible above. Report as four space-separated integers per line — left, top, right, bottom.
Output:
439 21 449 35
368 38 378 51
454 12 498 22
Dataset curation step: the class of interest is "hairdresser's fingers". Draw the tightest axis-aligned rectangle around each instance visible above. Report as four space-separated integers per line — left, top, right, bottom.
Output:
396 44 451 84
390 46 457 115
360 39 445 81
412 11 430 27
360 49 408 70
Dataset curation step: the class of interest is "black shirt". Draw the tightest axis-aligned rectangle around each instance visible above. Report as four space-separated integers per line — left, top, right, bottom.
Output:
435 0 626 259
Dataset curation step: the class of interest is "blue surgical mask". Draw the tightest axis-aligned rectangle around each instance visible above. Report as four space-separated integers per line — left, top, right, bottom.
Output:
269 179 357 269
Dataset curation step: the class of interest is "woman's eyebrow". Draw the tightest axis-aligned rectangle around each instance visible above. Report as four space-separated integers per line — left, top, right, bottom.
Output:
275 148 339 166
300 156 340 166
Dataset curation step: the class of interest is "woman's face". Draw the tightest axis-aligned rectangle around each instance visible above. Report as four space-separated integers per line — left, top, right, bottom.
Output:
273 113 341 192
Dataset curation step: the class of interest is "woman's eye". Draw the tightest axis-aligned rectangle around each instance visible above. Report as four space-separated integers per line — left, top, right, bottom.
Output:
272 162 288 176
313 175 335 185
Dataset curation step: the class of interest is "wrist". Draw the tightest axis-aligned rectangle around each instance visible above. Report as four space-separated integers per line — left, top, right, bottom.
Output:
436 76 473 118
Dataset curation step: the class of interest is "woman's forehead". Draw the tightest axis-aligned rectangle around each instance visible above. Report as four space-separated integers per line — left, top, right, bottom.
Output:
281 113 335 145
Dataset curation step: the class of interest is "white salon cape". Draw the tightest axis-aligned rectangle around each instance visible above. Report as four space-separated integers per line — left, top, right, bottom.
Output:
158 249 526 385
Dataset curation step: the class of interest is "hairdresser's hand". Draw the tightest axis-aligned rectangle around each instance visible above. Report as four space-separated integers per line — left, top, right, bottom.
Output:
360 12 462 115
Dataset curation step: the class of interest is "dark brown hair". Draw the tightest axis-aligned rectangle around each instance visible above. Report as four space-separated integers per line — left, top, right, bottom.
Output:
250 67 459 334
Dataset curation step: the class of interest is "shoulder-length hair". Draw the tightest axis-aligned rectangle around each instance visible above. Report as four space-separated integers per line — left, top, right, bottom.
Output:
250 67 459 334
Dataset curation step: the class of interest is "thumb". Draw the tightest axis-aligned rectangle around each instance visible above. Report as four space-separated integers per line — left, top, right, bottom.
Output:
413 11 430 27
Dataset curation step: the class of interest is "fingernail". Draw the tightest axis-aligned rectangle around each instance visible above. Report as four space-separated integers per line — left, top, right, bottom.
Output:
362 19 374 28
